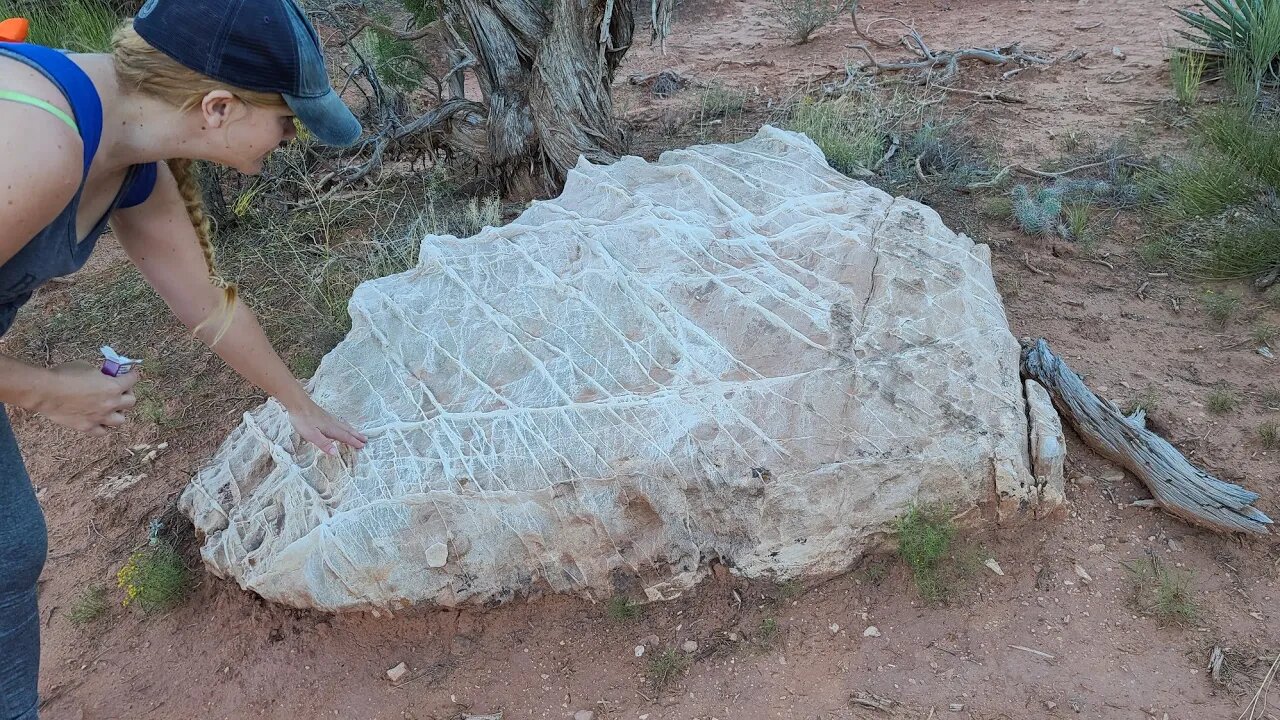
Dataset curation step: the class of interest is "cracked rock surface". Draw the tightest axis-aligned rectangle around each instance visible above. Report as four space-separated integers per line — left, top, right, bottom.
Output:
180 126 1063 611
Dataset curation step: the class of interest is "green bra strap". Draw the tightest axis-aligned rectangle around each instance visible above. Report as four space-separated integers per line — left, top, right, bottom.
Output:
0 89 78 132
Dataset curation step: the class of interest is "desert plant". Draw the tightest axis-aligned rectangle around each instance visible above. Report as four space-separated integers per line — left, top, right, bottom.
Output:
1259 419 1280 448
357 19 428 95
787 96 888 177
646 649 690 689
766 0 851 43
0 0 120 52
116 540 190 613
1125 554 1201 625
1175 0 1280 94
1011 185 1064 236
69 584 109 625
1141 152 1260 220
896 505 955 602
1206 384 1240 413
605 596 641 621
1171 48 1210 105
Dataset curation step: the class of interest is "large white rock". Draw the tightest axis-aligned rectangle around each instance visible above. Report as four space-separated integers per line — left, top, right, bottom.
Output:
180 126 1064 611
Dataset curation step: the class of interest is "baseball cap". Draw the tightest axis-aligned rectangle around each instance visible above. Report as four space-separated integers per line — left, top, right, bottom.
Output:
134 0 362 147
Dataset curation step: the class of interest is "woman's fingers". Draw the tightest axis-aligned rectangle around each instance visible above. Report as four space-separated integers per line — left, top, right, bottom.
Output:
118 392 137 410
300 425 337 455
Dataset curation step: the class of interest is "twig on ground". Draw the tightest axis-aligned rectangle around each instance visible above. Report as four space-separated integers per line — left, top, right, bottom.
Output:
872 133 900 172
1024 253 1052 277
932 85 1025 103
1237 653 1280 720
965 165 1012 190
1009 644 1057 660
1014 155 1134 179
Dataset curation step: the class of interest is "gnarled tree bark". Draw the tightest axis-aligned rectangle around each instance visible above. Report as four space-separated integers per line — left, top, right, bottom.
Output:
439 0 634 197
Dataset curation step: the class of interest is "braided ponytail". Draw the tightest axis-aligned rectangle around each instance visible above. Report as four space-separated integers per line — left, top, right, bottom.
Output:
112 20 286 347
167 158 238 346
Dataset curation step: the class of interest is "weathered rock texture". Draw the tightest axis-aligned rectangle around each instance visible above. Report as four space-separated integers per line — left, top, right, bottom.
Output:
180 126 1064 611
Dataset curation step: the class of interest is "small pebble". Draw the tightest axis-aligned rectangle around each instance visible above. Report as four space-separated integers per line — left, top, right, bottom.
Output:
682 640 698 653
864 626 882 638
574 711 595 720
634 645 645 657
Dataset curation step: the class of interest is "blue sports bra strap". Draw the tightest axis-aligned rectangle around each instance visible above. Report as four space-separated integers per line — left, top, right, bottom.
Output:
0 42 103 177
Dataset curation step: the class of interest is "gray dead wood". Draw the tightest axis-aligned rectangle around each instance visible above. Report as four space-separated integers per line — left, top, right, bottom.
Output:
1021 339 1272 535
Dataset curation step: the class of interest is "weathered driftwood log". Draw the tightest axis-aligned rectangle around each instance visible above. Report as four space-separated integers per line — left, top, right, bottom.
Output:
1021 339 1272 535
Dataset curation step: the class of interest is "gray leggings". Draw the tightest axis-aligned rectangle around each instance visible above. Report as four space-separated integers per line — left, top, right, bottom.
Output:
0 407 45 720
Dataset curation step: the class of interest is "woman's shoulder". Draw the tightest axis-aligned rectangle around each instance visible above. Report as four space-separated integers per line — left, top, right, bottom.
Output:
0 54 83 167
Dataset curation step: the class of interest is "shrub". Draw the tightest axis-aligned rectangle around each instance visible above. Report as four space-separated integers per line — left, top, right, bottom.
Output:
896 505 955 602
116 541 190 613
788 96 887 177
766 0 851 44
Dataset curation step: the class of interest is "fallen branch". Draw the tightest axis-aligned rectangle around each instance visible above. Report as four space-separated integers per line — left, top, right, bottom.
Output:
1014 155 1134 179
1023 253 1052 277
1021 339 1272 535
846 39 1052 84
932 85 1024 103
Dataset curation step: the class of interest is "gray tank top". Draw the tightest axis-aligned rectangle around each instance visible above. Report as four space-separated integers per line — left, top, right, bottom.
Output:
0 47 147 337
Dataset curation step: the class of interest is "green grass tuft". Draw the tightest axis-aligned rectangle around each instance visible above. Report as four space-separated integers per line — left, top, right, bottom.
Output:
605 596 641 621
1259 420 1280 449
699 85 747 120
0 0 120 52
1126 386 1161 416
1206 385 1239 414
1202 291 1242 327
757 617 780 646
1125 554 1201 626
1170 48 1208 106
787 96 888 178
1141 152 1259 221
69 584 109 625
895 505 955 602
1263 388 1280 408
1253 324 1279 346
1065 202 1092 242
646 649 690 689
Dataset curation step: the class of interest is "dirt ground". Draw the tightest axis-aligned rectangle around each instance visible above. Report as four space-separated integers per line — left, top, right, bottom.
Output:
8 0 1280 718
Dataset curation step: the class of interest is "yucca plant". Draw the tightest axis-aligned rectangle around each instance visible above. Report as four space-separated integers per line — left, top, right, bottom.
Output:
1176 0 1280 90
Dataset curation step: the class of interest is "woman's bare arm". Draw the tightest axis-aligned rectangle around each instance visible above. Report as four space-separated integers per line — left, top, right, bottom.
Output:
110 162 365 454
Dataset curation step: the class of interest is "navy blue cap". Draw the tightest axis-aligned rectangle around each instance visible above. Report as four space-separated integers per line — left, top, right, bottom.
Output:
134 0 362 147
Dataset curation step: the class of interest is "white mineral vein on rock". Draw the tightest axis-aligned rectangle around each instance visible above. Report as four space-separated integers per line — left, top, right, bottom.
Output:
180 126 1064 611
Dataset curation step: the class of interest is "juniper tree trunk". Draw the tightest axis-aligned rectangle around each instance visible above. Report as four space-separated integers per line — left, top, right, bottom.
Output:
446 0 633 197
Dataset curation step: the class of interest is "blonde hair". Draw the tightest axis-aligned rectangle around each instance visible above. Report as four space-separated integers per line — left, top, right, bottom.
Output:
111 21 287 345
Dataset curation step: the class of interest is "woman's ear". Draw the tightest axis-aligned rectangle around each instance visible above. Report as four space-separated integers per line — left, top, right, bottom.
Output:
200 90 240 129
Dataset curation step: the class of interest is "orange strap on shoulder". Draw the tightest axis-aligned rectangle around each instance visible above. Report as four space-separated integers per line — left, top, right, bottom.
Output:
0 17 30 43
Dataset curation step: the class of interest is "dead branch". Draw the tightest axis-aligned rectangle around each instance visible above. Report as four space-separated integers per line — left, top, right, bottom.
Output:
1013 155 1135 179
847 31 1052 85
342 15 440 44
1022 339 1272 535
932 85 1024 103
